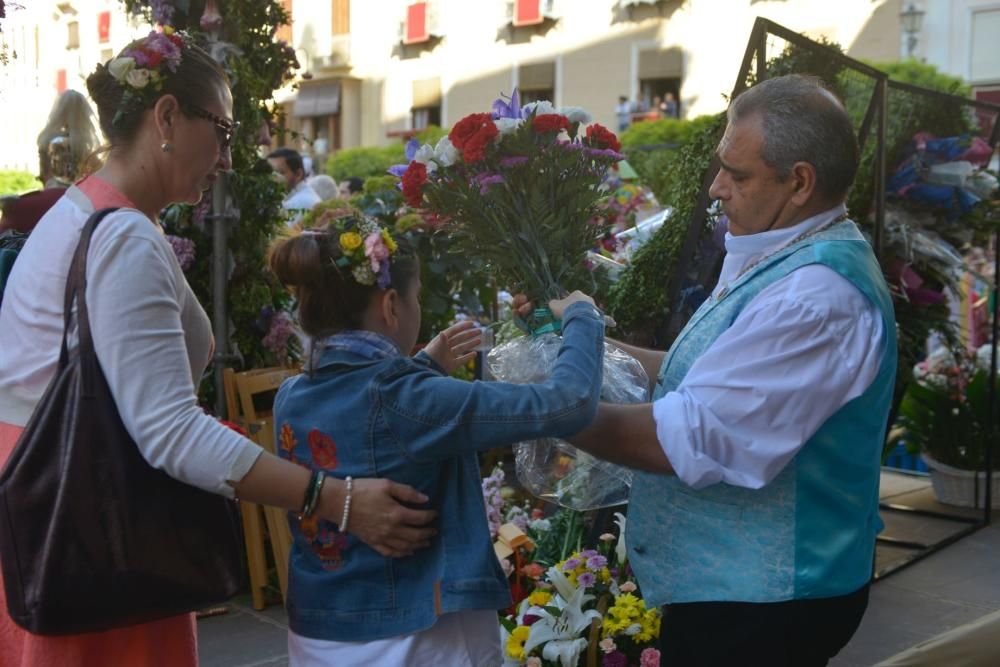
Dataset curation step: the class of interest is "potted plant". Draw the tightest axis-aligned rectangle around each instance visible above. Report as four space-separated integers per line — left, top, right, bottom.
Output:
891 346 1000 508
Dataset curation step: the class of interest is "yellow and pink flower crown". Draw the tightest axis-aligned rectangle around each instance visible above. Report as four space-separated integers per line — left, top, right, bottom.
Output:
301 205 399 289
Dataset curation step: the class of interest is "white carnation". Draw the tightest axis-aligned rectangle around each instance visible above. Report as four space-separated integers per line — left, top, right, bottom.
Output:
522 100 556 116
413 143 438 173
433 137 459 166
493 117 524 135
559 106 592 124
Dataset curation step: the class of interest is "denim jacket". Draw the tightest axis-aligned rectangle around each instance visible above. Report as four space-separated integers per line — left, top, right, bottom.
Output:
272 301 605 641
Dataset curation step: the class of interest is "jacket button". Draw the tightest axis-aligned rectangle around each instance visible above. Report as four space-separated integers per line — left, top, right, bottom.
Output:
633 545 646 555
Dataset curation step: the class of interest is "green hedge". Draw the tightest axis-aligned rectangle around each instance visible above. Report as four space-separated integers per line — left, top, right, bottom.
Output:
619 115 720 149
326 126 449 181
0 171 39 196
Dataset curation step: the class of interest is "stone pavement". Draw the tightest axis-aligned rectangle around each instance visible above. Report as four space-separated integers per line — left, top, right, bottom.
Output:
198 471 999 667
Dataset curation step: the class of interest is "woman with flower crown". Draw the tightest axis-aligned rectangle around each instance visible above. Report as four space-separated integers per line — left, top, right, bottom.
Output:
0 31 437 667
267 214 607 665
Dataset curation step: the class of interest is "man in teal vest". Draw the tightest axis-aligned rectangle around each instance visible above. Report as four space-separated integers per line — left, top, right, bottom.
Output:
565 74 897 665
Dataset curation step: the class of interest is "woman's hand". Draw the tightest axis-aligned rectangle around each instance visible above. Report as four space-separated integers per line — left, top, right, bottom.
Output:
423 320 483 375
346 478 437 558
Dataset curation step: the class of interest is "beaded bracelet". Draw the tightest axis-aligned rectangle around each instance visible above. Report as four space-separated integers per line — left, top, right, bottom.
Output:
300 470 326 519
340 476 353 533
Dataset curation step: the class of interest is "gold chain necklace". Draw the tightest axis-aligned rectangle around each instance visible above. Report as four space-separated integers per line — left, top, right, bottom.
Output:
715 213 849 300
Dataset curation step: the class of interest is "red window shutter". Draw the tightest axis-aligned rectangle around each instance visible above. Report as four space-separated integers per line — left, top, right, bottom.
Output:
514 0 543 27
56 70 67 93
98 11 111 43
405 2 428 45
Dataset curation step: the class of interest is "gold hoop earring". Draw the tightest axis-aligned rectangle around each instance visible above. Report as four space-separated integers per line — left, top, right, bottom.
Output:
161 141 172 153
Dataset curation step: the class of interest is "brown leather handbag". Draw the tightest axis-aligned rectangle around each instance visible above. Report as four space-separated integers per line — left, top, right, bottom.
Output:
0 208 245 635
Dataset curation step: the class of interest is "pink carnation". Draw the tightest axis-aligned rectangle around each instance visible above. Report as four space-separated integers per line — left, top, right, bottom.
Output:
364 232 389 271
640 648 661 667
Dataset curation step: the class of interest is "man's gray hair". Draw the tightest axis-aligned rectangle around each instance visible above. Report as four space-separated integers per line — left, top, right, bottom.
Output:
729 74 859 201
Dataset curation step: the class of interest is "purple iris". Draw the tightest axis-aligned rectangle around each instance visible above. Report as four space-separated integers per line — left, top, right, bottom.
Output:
492 90 522 120
387 138 420 178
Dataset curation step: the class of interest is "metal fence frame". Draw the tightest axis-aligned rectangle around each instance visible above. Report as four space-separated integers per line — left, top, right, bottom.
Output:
667 17 1000 579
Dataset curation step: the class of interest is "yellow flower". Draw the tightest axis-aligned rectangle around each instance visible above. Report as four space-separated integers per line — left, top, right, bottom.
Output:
162 25 176 36
506 625 531 660
527 590 552 607
340 232 363 252
381 229 398 253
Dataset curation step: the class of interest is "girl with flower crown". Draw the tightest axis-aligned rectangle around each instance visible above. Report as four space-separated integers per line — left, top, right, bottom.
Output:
0 31 436 667
268 216 607 665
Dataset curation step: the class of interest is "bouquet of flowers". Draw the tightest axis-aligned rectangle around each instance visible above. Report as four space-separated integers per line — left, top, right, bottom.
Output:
395 91 649 510
500 512 662 667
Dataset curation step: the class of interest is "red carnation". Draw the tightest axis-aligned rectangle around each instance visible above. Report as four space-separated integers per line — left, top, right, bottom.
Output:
585 123 621 153
448 113 499 163
532 114 571 135
307 428 338 469
401 161 428 207
145 49 164 69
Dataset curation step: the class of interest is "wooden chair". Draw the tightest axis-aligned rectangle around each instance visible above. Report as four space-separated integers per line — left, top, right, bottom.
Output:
223 366 299 609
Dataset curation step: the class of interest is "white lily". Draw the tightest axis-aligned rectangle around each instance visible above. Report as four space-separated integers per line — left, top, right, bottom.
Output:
614 511 628 566
523 567 602 667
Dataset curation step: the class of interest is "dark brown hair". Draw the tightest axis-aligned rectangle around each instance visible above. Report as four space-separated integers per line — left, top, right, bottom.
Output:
85 40 229 146
268 226 419 338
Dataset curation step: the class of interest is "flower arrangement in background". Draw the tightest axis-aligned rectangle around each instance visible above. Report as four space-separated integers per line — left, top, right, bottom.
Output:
891 345 1000 470
498 511 662 667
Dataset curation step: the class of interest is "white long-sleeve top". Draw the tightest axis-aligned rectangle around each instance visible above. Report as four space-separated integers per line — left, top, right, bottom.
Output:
0 183 261 497
652 204 885 490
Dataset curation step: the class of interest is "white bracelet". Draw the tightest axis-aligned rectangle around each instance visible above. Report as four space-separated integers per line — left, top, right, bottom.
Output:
340 476 353 533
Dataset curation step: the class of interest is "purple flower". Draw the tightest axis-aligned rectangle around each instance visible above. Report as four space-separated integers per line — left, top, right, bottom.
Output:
586 554 608 570
166 234 195 271
558 141 586 152
474 173 505 194
149 0 176 25
562 558 581 571
492 89 522 120
376 260 392 290
602 651 628 667
579 549 598 559
577 571 596 588
499 156 529 168
123 47 151 67
586 147 626 161
262 311 294 358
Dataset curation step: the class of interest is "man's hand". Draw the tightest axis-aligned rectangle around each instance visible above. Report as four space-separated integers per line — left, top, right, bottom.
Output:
422 320 483 375
548 290 595 319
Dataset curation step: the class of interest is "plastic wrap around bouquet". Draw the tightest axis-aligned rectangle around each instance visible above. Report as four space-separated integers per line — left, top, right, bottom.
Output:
489 334 649 510
393 90 644 509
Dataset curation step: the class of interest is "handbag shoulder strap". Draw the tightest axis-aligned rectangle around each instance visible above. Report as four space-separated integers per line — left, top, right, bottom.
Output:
58 207 122 376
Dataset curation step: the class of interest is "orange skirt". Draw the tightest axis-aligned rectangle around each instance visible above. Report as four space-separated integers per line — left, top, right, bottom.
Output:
0 422 198 667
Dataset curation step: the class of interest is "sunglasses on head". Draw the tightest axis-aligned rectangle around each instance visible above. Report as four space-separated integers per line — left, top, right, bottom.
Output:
184 103 239 150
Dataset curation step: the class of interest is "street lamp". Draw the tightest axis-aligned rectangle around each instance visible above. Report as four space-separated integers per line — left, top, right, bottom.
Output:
900 3 925 59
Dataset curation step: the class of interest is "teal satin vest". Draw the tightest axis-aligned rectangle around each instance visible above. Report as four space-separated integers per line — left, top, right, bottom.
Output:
628 220 896 606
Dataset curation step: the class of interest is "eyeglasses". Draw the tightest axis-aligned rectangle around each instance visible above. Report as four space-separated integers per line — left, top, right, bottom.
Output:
184 104 239 150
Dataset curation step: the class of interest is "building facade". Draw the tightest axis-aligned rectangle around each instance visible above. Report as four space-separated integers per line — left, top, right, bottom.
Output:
0 0 145 173
8 1 988 175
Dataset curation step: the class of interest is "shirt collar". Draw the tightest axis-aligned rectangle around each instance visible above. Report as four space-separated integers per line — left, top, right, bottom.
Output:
317 330 402 362
719 203 848 282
